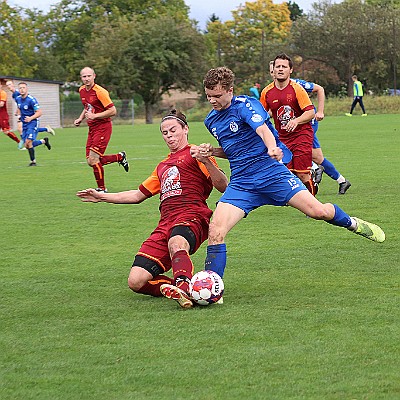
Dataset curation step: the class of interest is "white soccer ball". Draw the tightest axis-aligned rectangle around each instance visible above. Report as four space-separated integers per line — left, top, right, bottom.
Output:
189 270 224 306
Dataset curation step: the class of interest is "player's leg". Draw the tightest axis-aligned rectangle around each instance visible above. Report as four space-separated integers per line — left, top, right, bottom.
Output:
205 201 245 278
287 190 385 242
359 97 367 115
2 122 20 144
87 149 106 191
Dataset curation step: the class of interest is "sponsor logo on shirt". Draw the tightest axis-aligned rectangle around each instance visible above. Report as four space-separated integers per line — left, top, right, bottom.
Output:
251 114 263 123
160 166 182 202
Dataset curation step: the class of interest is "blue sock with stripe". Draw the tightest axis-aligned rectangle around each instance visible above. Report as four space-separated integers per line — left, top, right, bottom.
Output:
205 244 227 278
326 204 352 228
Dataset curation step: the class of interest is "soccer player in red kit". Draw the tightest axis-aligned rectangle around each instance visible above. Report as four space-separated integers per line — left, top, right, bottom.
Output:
0 84 20 144
260 53 317 195
77 109 228 308
74 67 129 192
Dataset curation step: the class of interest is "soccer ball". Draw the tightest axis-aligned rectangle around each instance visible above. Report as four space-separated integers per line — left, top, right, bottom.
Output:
189 270 224 306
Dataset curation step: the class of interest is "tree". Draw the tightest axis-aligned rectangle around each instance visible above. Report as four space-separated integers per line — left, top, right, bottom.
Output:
205 0 292 87
0 2 37 76
85 15 208 123
291 0 400 95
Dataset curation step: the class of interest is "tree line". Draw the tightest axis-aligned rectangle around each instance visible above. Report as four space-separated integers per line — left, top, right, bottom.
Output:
1 0 398 122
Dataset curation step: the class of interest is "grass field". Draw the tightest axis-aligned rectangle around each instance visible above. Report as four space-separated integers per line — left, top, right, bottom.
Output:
1 115 399 399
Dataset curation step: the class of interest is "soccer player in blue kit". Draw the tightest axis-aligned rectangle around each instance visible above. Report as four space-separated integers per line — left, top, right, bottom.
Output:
195 67 385 281
16 82 51 166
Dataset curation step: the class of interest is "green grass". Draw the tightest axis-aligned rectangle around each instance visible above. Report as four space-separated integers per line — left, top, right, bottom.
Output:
1 115 399 399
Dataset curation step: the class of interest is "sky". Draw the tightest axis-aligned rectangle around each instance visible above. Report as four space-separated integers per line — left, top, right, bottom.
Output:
8 0 317 29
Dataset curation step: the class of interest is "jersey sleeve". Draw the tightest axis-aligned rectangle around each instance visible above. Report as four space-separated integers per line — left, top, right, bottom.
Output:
259 83 274 111
0 90 6 102
196 156 220 178
93 85 114 109
238 96 270 131
139 167 161 196
291 82 314 112
293 78 314 93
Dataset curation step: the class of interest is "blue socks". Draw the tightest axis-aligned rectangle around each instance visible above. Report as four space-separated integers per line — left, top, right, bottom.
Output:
205 244 227 278
321 158 340 180
326 204 352 228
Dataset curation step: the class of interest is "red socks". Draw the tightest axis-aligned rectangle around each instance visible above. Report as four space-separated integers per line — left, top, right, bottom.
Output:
135 275 173 297
172 250 194 293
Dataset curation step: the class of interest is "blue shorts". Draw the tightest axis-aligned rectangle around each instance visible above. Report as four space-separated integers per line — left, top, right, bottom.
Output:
219 164 307 215
22 122 39 141
313 132 321 149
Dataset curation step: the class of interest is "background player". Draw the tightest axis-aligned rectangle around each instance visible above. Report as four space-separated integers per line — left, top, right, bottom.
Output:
77 110 228 309
16 82 51 166
261 54 317 195
74 67 129 192
268 62 352 195
6 80 55 149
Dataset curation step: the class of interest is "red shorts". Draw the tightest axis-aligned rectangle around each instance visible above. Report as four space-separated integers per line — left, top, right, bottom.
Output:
283 128 313 174
136 211 211 273
85 121 112 157
0 117 10 131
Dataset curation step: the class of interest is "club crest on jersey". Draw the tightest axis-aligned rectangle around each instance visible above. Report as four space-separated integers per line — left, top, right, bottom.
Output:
230 121 239 132
160 166 182 202
277 105 295 128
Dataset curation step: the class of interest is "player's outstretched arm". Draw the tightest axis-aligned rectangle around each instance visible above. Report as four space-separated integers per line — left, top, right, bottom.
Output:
76 188 148 204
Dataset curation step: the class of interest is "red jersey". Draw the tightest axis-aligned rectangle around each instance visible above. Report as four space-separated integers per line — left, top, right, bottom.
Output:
260 80 314 143
79 84 114 127
0 90 8 119
139 145 218 221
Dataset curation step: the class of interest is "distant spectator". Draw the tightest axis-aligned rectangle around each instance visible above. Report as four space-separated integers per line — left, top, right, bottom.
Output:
346 75 367 116
249 82 260 100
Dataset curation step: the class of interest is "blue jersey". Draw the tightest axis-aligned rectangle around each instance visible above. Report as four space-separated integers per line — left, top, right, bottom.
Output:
204 95 291 178
204 95 304 213
12 90 20 103
16 94 40 127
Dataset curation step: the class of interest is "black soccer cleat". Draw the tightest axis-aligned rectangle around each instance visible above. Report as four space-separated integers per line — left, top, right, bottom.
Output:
43 137 51 150
338 180 351 195
118 151 129 172
28 161 37 167
314 166 324 184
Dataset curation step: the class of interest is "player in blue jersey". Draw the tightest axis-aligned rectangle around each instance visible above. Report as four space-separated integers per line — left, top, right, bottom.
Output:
194 67 385 282
6 80 55 149
16 82 51 166
268 62 351 194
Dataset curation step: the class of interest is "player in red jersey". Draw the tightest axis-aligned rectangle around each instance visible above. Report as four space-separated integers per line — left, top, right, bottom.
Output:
260 53 317 195
74 67 129 192
0 84 20 145
76 110 228 308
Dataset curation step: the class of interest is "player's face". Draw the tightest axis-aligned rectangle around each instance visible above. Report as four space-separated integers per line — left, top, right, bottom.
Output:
160 119 189 153
6 81 14 91
18 84 28 97
273 59 292 82
80 68 96 88
205 84 233 111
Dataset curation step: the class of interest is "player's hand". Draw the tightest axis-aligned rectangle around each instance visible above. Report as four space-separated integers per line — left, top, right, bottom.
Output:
285 119 299 132
85 111 96 120
74 119 82 126
190 145 210 162
268 146 283 161
76 188 101 202
315 111 324 121
24 116 32 123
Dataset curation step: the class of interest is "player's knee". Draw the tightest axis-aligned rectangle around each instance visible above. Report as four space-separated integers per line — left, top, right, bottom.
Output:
87 157 97 167
127 275 144 292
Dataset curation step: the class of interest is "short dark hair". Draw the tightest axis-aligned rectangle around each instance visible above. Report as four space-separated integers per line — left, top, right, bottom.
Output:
203 67 235 90
273 53 293 69
160 109 188 129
